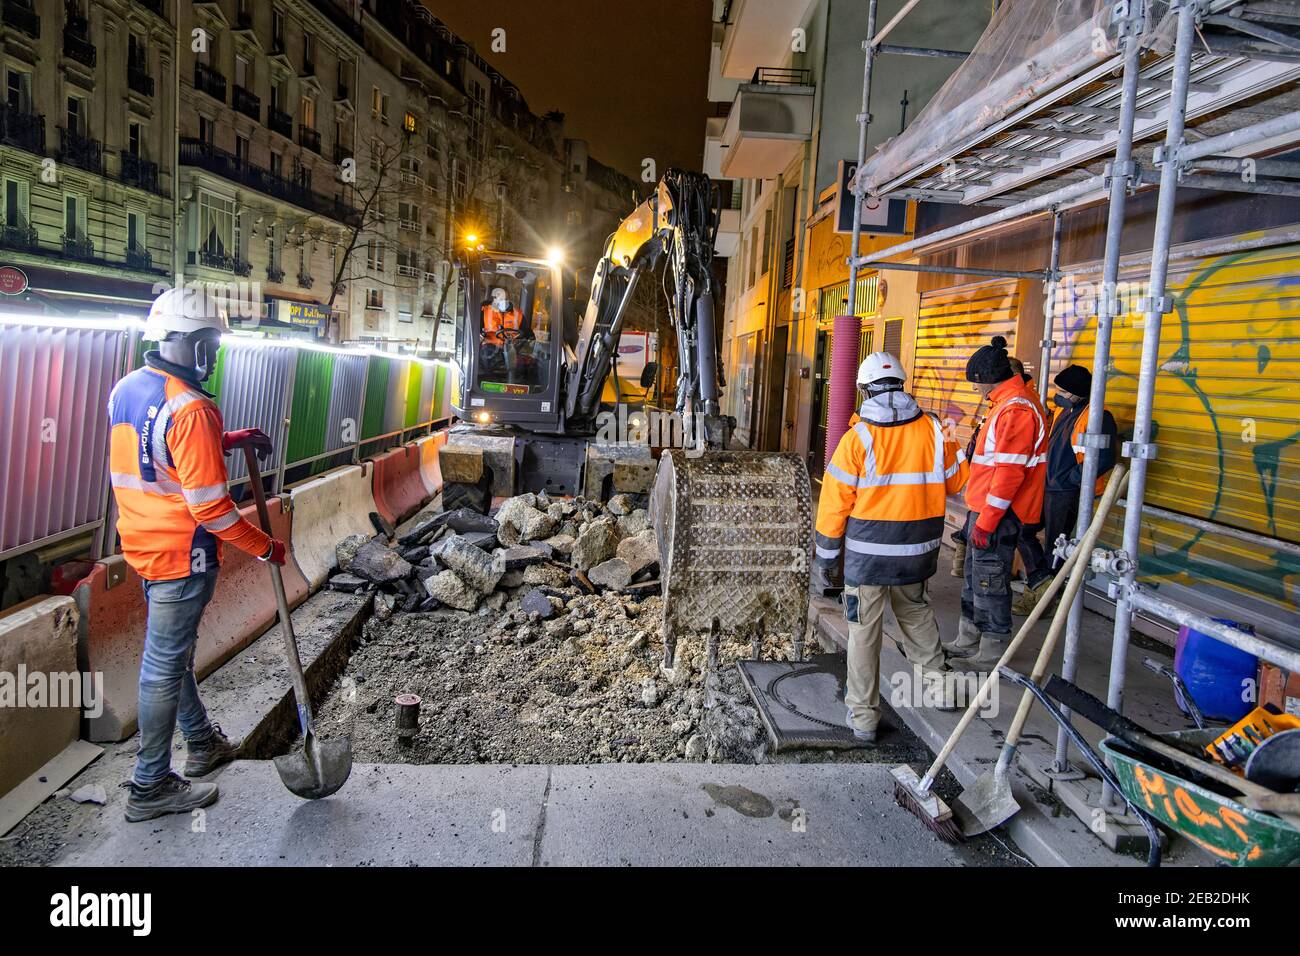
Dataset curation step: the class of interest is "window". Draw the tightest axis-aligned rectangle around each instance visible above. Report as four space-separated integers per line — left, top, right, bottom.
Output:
197 191 235 258
198 115 215 145
267 224 280 269
300 96 315 129
128 122 142 158
366 240 385 272
127 209 143 251
366 288 384 309
66 95 85 135
235 55 250 89
64 193 88 239
270 151 282 178
6 69 31 111
397 248 418 277
403 112 417 134
235 134 249 166
303 32 314 70
271 10 285 50
3 177 29 228
371 87 388 123
761 209 772 276
270 79 284 112
398 201 419 230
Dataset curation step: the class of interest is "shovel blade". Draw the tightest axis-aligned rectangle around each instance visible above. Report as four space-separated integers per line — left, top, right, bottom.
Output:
952 768 1020 837
273 733 353 800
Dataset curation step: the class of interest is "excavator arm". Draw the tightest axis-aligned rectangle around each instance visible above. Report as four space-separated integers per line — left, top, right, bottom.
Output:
564 169 731 446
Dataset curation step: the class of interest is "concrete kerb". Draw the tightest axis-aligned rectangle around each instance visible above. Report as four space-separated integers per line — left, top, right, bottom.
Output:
287 461 379 590
0 596 80 797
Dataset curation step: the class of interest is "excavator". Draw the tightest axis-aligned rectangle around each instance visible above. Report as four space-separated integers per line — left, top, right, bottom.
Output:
438 168 812 653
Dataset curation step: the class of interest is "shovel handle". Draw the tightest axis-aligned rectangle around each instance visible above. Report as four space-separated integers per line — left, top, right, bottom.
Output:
242 447 314 737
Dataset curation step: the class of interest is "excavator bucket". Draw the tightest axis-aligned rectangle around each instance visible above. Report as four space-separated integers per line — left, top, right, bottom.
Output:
650 450 812 662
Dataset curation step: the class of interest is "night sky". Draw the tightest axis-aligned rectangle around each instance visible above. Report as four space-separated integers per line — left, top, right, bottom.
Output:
423 0 715 182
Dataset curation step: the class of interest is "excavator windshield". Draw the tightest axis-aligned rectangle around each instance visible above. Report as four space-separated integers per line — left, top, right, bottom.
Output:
474 257 553 395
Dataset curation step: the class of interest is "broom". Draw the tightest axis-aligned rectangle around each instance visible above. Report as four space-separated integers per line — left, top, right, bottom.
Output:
892 464 1130 842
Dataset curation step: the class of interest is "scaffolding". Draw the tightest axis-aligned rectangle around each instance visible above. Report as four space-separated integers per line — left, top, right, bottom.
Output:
841 0 1300 826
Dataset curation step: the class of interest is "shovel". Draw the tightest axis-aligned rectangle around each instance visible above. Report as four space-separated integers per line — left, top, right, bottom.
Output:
953 464 1129 837
243 447 353 799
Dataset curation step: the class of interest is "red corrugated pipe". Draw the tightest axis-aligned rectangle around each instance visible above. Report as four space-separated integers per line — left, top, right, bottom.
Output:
825 313 862 467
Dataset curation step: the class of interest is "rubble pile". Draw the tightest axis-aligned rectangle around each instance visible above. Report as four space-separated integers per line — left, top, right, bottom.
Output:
315 492 791 764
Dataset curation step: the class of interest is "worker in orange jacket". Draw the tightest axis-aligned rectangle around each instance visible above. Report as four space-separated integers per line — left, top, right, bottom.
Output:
944 335 1048 667
107 287 287 823
815 353 969 742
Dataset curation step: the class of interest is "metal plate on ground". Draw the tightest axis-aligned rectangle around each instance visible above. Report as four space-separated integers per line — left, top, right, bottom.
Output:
736 654 866 752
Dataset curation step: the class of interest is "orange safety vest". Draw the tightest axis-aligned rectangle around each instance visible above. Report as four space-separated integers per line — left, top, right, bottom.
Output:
481 305 522 346
107 358 271 581
965 375 1048 531
1068 403 1111 497
816 395 969 586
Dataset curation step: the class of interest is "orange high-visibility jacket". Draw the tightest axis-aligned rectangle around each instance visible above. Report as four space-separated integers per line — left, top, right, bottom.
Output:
816 392 969 586
965 375 1049 533
107 357 272 581
481 304 522 346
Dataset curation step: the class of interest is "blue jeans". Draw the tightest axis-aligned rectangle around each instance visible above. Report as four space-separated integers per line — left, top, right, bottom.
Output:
133 568 219 787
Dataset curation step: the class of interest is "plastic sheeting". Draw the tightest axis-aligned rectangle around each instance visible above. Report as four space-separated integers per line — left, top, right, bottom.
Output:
857 0 1115 197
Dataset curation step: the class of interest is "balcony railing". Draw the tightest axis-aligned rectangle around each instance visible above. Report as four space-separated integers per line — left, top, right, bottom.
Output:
296 271 313 288
128 63 154 96
62 19 95 68
266 264 285 283
234 85 260 121
62 233 95 260
119 152 160 193
3 0 40 40
267 106 292 138
194 61 227 103
0 220 37 250
749 66 813 87
196 247 251 276
398 218 419 232
0 103 44 155
298 125 321 154
58 126 102 174
179 138 361 225
125 245 152 271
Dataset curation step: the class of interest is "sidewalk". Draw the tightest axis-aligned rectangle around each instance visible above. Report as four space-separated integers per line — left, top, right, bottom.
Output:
810 543 1206 867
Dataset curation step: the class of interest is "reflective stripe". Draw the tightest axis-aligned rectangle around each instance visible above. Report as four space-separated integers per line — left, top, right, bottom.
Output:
986 494 1013 509
151 402 173 470
845 537 941 557
955 447 967 464
1072 444 1087 454
824 461 860 488
166 390 206 417
944 460 962 479
202 509 242 532
110 472 182 495
844 416 946 488
859 471 938 487
815 545 842 559
183 483 229 505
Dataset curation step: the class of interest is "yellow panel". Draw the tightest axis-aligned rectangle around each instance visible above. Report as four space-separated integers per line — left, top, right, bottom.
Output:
1057 242 1300 614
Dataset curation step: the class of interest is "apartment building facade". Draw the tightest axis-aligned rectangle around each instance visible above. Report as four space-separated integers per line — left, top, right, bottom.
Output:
0 0 637 354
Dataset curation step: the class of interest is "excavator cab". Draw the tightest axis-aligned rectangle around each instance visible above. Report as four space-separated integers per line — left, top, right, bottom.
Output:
453 250 568 434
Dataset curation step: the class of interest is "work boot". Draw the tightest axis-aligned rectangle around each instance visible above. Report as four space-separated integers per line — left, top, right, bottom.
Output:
124 772 218 823
184 723 240 777
844 707 877 744
1012 577 1052 616
942 616 981 659
962 633 1012 670
950 539 966 577
920 671 961 712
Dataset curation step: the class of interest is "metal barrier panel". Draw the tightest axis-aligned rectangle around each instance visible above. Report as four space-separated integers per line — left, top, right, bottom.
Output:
286 348 333 466
384 357 407 436
217 341 294 483
419 364 435 425
326 352 366 453
0 323 123 557
432 362 448 421
361 354 391 440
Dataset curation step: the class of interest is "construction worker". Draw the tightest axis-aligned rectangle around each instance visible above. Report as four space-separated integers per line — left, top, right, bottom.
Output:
107 287 287 822
1014 363 1118 614
815 352 969 742
944 336 1048 666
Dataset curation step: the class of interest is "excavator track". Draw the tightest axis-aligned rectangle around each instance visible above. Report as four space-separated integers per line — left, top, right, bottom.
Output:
650 450 812 658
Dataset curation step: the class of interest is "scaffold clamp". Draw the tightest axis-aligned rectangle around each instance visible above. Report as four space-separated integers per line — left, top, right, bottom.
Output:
1080 432 1111 449
1122 440 1158 461
1138 295 1172 314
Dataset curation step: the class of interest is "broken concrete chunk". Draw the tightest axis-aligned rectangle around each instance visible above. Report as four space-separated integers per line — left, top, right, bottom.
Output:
497 545 548 571
401 544 430 563
375 592 397 621
349 538 414 584
444 508 500 535
423 569 481 612
615 528 659 577
458 530 499 552
589 557 632 591
335 533 370 571
495 494 559 546
523 563 570 589
571 519 619 571
329 573 369 592
616 508 651 537
606 493 634 516
519 588 557 619
541 533 576 557
67 783 108 805
438 534 504 594
499 569 526 589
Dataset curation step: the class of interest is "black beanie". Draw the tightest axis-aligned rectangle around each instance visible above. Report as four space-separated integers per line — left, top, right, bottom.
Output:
1054 364 1092 397
965 335 1013 384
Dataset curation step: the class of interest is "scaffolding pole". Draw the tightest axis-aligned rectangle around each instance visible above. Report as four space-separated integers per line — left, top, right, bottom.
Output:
846 0 879 320
1053 0 1146 775
1103 0 1199 805
1037 212 1062 385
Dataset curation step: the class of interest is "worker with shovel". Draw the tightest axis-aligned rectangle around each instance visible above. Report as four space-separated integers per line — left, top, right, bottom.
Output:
815 352 969 743
107 287 286 822
944 336 1048 667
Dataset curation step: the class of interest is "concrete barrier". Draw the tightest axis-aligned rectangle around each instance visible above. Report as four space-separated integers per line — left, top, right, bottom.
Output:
369 430 447 527
288 462 378 589
0 596 80 796
76 497 308 742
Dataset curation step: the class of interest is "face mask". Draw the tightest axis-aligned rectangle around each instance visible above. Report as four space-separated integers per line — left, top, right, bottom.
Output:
1053 392 1074 409
193 337 218 382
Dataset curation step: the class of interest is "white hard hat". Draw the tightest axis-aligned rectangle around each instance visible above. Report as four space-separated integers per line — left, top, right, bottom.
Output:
143 286 231 341
857 351 905 386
